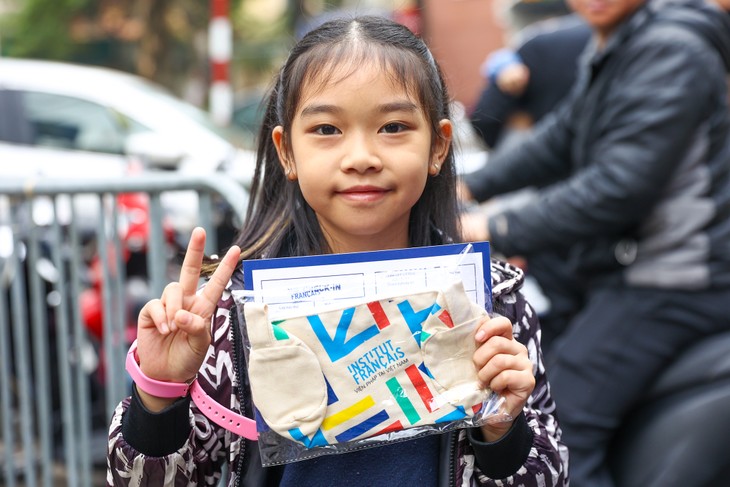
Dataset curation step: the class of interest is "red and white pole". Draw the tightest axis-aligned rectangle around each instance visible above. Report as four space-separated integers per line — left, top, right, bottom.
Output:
209 0 232 126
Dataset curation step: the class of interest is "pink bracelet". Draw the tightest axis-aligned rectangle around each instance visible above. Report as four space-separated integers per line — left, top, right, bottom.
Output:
126 340 193 397
125 340 258 440
190 381 258 440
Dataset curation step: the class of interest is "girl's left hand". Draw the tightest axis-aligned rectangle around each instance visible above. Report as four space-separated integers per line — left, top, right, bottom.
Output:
473 315 535 442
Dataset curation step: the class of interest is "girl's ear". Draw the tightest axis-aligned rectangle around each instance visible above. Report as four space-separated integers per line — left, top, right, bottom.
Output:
272 126 297 181
430 119 453 176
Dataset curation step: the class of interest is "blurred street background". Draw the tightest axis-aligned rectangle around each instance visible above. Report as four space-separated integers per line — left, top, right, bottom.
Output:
0 0 517 144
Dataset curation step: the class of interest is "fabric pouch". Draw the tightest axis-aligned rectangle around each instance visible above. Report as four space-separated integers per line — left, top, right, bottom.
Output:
243 280 503 463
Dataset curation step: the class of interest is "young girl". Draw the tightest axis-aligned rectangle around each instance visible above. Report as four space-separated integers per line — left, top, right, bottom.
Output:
107 15 568 486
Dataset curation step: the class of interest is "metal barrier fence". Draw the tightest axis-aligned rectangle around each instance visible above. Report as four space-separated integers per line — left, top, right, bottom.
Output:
0 174 249 487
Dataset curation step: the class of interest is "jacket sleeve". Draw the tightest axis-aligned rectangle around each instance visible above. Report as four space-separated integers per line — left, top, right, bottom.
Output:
456 265 569 486
488 29 724 257
470 79 520 150
464 98 574 204
107 292 239 486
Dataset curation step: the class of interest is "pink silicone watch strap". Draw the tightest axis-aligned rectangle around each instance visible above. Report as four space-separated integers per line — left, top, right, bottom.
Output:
125 340 258 440
190 381 258 440
126 340 191 398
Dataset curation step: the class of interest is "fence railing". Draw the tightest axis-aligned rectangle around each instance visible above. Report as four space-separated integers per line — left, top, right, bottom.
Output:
0 174 248 487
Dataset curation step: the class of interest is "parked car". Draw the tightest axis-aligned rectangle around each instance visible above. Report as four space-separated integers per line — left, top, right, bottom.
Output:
0 57 254 232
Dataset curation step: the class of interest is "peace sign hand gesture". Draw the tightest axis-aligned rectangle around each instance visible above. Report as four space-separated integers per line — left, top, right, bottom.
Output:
135 227 241 411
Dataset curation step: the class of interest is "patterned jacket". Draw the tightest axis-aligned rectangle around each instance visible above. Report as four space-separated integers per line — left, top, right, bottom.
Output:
107 260 568 486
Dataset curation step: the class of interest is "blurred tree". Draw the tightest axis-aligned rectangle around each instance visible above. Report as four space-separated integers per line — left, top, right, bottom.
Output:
233 0 291 87
0 0 403 104
3 0 89 60
1 0 258 101
131 0 210 95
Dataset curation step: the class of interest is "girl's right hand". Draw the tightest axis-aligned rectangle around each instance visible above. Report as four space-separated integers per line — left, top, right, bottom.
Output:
135 227 241 410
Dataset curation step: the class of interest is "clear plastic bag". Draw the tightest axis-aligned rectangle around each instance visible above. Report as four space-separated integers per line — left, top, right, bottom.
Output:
233 247 511 466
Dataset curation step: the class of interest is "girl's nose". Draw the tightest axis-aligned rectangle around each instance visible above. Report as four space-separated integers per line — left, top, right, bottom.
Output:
340 133 383 173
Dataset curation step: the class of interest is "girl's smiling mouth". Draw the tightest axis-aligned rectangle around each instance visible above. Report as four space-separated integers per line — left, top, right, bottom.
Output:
337 185 391 202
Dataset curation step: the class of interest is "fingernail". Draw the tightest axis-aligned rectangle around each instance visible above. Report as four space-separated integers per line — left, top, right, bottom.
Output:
170 320 178 332
161 322 170 334
475 330 486 342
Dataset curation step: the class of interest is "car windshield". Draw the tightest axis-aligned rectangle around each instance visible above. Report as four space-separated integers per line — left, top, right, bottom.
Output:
120 77 245 148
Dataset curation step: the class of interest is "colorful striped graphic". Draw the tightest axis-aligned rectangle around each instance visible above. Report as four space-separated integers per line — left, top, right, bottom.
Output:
373 420 404 437
405 364 436 413
307 308 380 362
438 310 455 328
397 300 434 346
419 361 434 379
420 330 432 343
322 396 376 431
385 377 421 425
367 301 391 329
325 377 338 405
435 405 468 423
334 410 390 443
289 427 329 448
271 323 289 340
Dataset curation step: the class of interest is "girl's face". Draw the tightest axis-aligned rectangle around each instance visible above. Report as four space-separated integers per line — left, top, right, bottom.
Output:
273 62 452 254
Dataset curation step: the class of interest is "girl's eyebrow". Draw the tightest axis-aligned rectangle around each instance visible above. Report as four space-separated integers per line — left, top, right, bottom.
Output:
299 101 418 118
377 101 419 114
300 104 340 117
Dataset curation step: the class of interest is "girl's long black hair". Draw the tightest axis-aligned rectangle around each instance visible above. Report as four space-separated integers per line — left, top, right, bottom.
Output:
231 15 459 262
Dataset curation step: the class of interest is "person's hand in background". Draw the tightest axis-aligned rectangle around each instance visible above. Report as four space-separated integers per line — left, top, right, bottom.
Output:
482 48 531 97
460 211 490 242
496 62 530 96
457 179 475 203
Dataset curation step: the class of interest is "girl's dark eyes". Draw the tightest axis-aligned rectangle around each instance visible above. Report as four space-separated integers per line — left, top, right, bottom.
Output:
381 122 407 134
312 122 408 135
314 124 340 135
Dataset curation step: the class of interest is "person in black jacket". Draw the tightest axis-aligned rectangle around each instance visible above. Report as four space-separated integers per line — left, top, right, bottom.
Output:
460 0 730 485
470 13 591 150
713 0 730 11
469 13 592 351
